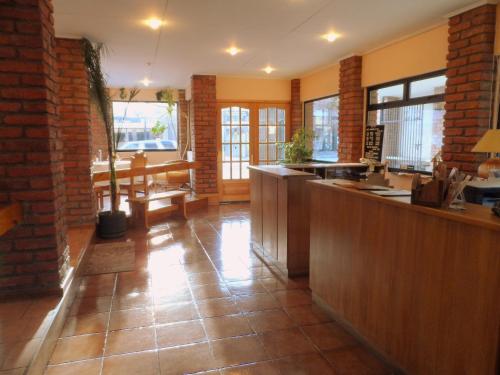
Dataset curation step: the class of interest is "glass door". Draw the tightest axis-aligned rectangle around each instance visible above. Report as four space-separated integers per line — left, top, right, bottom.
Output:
257 106 287 164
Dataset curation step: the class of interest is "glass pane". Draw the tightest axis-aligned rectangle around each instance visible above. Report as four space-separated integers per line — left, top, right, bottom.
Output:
231 107 240 125
222 126 231 143
259 126 267 142
231 162 240 179
268 126 276 143
259 144 267 161
241 126 249 143
268 143 276 161
241 162 249 179
278 109 285 125
232 144 240 161
268 108 276 125
222 108 231 125
259 108 267 125
222 144 231 161
369 84 404 105
222 162 231 180
410 75 446 98
241 144 249 161
231 127 240 143
277 126 285 142
277 146 285 160
241 108 250 124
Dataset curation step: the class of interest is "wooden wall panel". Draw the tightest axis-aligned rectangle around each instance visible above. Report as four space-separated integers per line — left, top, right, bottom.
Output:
249 170 262 245
262 174 278 260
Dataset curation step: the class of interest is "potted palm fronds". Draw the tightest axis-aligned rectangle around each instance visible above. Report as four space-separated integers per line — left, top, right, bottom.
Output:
83 38 126 238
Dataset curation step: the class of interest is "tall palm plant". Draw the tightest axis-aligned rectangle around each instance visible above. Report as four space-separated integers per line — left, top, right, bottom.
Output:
82 38 119 213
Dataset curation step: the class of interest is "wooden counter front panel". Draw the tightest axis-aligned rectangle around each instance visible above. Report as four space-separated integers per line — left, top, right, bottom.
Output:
262 174 278 260
250 170 262 245
309 185 500 375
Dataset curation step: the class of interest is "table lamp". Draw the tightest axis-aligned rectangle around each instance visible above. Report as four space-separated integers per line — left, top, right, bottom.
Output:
472 129 500 178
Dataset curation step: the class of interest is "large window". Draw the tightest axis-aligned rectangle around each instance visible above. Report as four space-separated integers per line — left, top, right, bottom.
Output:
304 95 339 162
113 101 178 151
366 71 446 172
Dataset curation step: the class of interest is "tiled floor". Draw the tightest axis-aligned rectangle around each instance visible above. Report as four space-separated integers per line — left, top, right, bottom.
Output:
44 203 396 375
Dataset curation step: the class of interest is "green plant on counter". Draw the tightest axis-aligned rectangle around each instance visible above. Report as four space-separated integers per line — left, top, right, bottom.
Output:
281 128 314 163
151 120 167 139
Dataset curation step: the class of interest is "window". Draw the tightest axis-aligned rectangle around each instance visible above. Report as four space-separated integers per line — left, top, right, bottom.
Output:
304 95 339 162
258 107 286 164
113 101 178 151
221 106 250 180
366 71 446 173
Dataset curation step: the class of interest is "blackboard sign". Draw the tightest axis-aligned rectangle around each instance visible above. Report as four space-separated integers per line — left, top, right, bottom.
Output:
364 125 385 161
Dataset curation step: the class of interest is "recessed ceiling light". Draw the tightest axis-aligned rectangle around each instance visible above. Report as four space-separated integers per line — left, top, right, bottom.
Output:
226 46 241 56
322 31 340 43
144 17 164 30
140 77 152 87
263 66 275 74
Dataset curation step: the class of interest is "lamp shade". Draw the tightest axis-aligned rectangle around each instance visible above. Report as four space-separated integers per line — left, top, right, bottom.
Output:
471 129 500 153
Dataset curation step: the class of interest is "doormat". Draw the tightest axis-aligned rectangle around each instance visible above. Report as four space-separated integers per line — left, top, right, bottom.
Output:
83 241 135 275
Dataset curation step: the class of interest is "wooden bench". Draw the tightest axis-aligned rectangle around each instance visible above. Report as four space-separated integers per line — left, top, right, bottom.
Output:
128 190 187 229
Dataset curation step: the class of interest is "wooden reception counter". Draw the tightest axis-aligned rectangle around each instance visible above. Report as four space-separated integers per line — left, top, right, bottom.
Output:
308 179 500 375
249 165 317 275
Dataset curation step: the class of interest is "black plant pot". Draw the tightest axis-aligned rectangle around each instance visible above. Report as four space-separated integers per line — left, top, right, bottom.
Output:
97 211 127 239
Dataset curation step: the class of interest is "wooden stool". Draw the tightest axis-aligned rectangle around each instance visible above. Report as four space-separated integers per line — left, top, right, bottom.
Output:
128 190 187 229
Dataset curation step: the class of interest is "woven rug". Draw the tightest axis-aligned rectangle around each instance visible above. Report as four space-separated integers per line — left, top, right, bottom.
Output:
83 241 135 275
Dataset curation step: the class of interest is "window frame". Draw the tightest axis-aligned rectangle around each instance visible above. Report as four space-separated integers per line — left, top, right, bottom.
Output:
112 100 179 153
303 93 340 163
366 70 447 174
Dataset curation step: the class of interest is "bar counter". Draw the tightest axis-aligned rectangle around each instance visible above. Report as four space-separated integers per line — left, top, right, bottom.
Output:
308 179 500 374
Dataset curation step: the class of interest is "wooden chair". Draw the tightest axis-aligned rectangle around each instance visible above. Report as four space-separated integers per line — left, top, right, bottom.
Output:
119 151 154 200
128 190 187 229
153 160 191 192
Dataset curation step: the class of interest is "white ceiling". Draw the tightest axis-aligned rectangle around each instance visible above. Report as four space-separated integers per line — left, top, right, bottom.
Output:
53 0 476 89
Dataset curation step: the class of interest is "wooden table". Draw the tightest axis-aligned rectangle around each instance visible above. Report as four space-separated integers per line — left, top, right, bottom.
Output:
308 179 500 374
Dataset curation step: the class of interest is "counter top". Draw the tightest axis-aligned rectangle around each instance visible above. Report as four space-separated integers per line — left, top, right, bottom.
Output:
308 179 500 232
248 165 315 178
282 162 371 169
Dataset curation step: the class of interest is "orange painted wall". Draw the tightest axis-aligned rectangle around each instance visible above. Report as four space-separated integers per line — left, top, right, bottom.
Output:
216 76 291 102
301 63 340 102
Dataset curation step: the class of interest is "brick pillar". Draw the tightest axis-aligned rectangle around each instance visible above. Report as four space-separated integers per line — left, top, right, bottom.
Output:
90 101 108 160
178 89 188 159
0 0 68 295
338 56 364 162
291 78 302 135
443 4 496 173
190 75 217 195
56 38 96 226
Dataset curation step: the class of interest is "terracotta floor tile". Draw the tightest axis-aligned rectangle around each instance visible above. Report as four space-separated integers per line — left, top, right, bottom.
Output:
234 293 280 313
285 304 332 326
158 342 218 375
226 280 267 296
183 260 215 274
154 302 200 324
61 313 109 337
152 288 192 305
246 309 295 333
156 320 206 348
273 290 312 307
258 328 316 359
49 334 105 364
102 350 160 375
323 346 393 375
44 358 102 375
211 335 269 368
108 308 154 331
188 271 222 286
191 284 231 300
111 292 153 311
197 297 240 318
69 296 113 316
220 361 281 375
1 338 41 370
0 369 26 375
274 353 337 374
203 314 253 339
104 326 156 356
302 323 358 351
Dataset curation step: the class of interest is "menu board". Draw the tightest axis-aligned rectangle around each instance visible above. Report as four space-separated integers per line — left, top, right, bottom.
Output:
364 125 385 161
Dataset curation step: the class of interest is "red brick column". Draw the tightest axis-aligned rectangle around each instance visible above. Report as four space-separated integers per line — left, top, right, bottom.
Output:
190 75 217 195
443 4 496 173
338 55 364 162
0 0 68 295
90 102 108 160
56 38 96 226
291 78 302 136
178 89 189 158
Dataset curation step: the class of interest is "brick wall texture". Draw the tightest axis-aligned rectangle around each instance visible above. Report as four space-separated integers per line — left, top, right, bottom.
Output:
443 4 496 173
338 55 364 162
90 101 108 160
56 37 96 226
190 75 217 194
178 89 189 158
291 78 302 136
0 0 69 295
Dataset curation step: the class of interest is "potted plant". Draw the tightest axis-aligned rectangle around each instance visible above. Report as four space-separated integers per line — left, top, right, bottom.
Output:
151 120 166 140
83 38 127 238
282 128 314 164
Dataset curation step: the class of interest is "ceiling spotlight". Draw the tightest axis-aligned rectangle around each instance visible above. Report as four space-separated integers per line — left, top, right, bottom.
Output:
322 32 340 43
145 18 164 30
141 77 152 87
263 66 275 74
226 46 241 56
